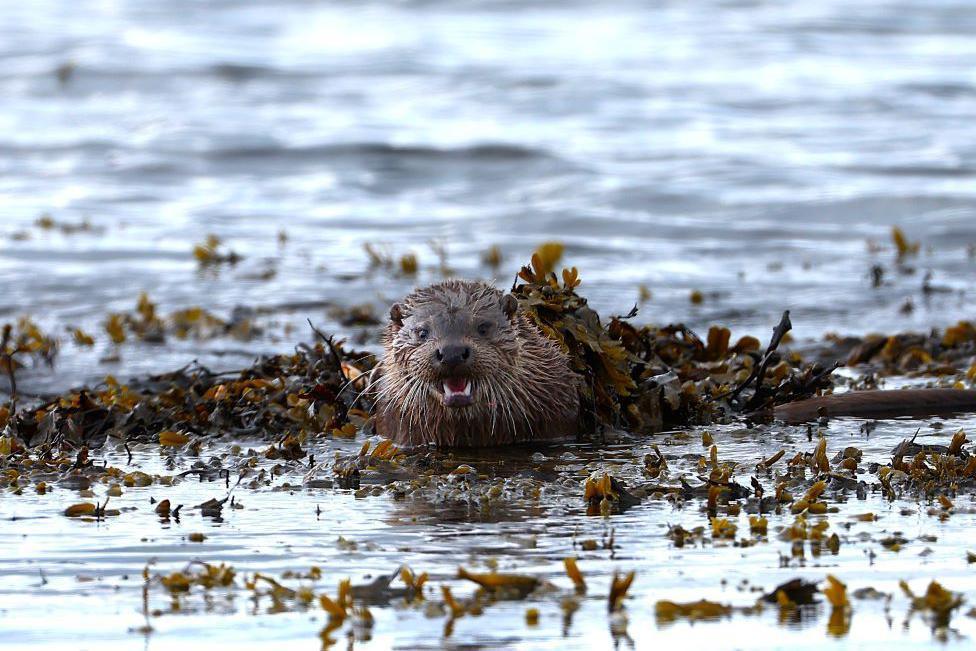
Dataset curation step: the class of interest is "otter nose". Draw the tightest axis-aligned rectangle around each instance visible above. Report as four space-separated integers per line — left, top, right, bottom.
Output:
435 344 471 370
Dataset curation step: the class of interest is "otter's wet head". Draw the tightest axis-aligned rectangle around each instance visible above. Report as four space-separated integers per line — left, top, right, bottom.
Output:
376 280 578 447
383 281 519 412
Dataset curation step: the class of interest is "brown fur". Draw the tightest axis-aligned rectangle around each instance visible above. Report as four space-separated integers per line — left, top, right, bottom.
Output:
774 388 976 424
374 280 579 447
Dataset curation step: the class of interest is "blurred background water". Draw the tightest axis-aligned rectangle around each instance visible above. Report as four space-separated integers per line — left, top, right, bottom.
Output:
1 0 974 393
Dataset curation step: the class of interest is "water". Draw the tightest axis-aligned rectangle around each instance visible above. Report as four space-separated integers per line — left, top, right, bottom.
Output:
1 0 975 393
4 418 976 650
2 0 976 648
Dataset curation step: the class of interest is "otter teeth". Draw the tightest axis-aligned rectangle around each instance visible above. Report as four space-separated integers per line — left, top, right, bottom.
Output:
443 379 472 397
442 378 473 407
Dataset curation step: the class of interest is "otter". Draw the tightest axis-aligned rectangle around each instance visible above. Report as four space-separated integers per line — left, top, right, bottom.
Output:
373 281 976 445
374 280 580 447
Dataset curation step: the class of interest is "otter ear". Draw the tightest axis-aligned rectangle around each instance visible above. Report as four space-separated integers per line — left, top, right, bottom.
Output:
390 303 405 328
499 294 518 319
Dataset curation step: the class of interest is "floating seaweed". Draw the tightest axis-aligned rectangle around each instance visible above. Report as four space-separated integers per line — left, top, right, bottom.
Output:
194 234 242 266
655 599 734 624
511 256 834 435
2 329 373 451
901 580 965 636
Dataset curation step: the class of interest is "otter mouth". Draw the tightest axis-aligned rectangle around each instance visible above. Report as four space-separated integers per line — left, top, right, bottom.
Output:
440 376 473 407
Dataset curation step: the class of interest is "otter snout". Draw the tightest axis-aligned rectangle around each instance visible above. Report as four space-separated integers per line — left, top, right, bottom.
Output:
434 344 471 371
433 344 474 407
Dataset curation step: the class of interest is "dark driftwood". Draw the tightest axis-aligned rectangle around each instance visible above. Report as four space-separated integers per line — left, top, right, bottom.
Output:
773 389 976 424
715 310 793 409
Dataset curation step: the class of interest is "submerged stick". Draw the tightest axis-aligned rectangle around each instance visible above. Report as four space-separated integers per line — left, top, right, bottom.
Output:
307 318 344 373
773 389 976 424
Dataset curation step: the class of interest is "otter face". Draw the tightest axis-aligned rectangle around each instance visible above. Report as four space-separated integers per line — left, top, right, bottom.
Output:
377 279 580 447
387 284 519 411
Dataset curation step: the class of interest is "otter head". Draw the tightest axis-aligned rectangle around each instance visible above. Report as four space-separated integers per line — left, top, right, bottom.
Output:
386 280 519 411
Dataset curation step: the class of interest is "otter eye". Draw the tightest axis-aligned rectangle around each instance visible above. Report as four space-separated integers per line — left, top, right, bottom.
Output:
415 327 430 341
477 321 492 337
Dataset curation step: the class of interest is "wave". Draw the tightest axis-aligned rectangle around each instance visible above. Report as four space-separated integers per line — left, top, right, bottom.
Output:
203 141 555 163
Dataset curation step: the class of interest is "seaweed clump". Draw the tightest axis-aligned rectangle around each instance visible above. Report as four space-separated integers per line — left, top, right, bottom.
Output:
1 256 841 451
511 256 834 435
2 334 373 450
824 321 976 378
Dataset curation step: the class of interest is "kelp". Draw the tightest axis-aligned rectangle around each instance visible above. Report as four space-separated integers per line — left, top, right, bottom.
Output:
103 293 260 344
901 580 965 635
583 472 640 515
134 561 405 646
194 234 241 266
823 319 976 378
654 599 734 623
608 571 635 612
511 255 834 434
457 567 539 597
2 334 374 450
4 254 975 455
0 318 58 398
34 213 103 236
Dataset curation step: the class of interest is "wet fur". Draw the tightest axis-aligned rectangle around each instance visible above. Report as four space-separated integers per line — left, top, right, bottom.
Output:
374 280 579 447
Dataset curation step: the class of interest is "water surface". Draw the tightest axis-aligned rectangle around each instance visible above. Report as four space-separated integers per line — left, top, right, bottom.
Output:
1 0 975 394
2 0 976 648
